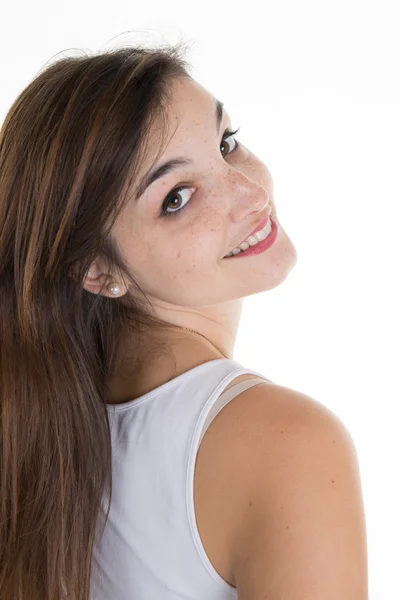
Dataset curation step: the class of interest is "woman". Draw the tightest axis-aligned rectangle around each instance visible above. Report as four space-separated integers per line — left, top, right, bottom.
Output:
0 43 368 599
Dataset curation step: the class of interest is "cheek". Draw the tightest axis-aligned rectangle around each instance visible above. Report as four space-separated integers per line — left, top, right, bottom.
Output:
173 234 217 263
134 235 207 273
129 209 224 273
164 225 222 268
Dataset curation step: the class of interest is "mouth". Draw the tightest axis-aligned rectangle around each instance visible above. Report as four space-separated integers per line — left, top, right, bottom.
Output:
223 210 272 258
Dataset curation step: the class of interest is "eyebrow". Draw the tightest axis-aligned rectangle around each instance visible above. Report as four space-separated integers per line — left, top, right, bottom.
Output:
135 98 225 201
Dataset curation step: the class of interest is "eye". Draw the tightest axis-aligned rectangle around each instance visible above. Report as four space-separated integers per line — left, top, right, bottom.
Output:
220 127 241 157
160 127 241 218
160 186 195 218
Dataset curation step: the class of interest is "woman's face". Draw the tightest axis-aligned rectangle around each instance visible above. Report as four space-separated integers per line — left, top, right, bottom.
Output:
110 76 297 316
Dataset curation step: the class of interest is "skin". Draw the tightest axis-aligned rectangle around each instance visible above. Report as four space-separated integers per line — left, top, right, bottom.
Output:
79 80 369 594
82 76 298 381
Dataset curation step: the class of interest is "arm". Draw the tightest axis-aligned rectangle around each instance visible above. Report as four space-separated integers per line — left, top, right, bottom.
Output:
228 385 369 599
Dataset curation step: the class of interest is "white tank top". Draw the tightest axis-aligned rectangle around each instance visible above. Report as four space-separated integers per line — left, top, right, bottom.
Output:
90 358 273 599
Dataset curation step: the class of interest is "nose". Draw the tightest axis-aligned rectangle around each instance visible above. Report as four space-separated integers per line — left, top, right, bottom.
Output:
225 167 269 222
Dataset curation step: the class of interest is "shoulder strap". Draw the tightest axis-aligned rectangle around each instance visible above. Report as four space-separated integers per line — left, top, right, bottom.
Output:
199 376 268 444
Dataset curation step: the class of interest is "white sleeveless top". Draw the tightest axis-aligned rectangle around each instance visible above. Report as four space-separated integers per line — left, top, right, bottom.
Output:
90 358 273 599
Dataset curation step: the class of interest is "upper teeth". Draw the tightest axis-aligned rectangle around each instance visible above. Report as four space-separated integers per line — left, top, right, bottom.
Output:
224 217 272 258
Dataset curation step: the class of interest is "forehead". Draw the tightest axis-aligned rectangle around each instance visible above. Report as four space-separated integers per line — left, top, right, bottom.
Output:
144 77 220 160
165 76 217 130
133 77 223 192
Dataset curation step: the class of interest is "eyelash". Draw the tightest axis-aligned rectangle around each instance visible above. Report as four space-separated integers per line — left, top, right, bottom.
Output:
160 127 241 218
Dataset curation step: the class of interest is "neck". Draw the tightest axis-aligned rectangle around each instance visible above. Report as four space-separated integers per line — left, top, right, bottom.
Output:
147 298 244 361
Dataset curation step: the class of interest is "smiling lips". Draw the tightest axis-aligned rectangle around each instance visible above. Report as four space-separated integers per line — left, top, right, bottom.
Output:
226 210 272 255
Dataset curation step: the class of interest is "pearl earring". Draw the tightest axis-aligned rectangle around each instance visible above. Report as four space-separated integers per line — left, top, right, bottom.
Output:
109 282 120 296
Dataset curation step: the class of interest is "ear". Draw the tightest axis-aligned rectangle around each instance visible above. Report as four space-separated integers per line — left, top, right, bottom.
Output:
70 258 126 298
83 270 117 297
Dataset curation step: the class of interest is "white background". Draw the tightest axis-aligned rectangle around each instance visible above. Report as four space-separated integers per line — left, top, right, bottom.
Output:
1 1 399 597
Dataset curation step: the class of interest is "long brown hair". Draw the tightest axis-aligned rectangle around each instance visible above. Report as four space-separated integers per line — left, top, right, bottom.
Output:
0 42 192 599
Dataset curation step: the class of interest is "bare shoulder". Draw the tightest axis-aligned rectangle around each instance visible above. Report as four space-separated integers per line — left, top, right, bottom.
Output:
204 381 369 599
